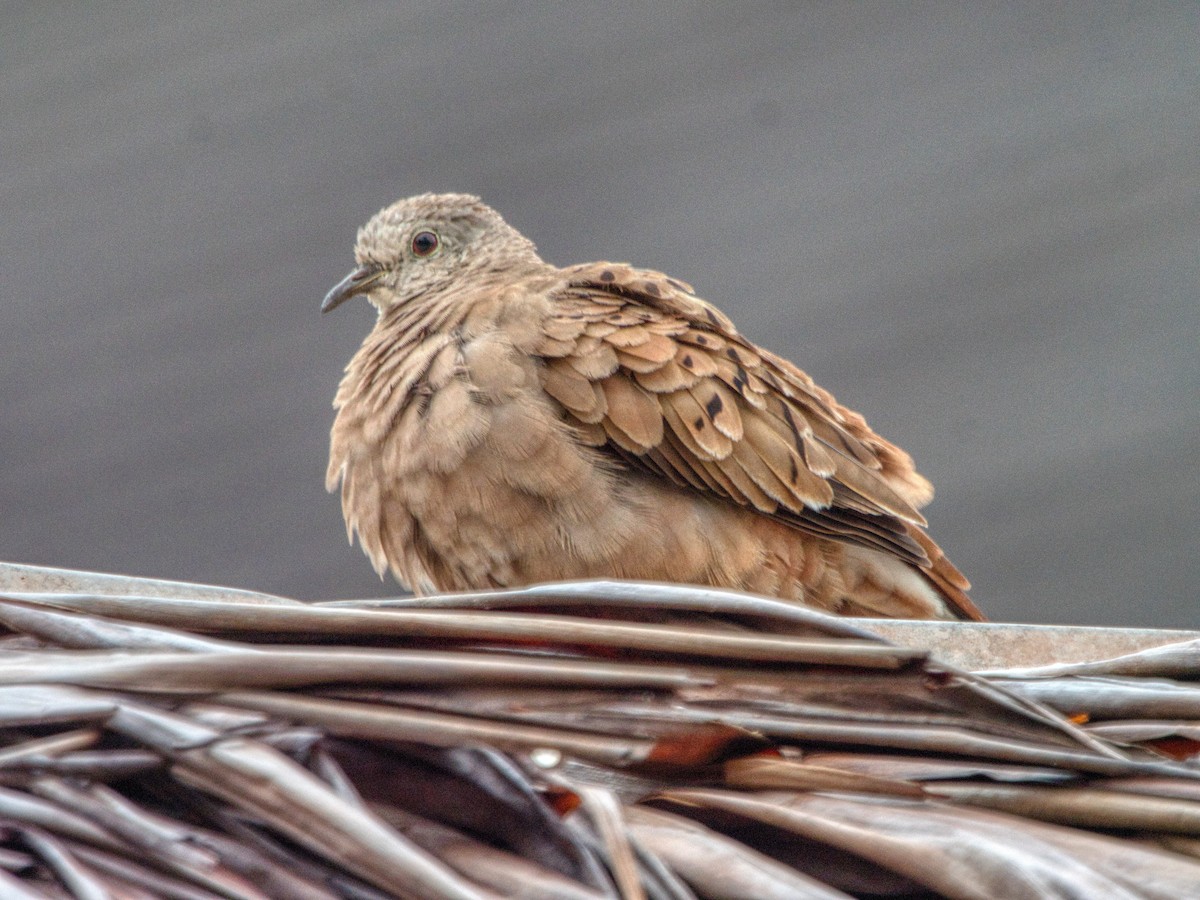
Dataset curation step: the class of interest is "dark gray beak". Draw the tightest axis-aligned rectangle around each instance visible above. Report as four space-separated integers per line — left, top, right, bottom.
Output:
321 263 385 313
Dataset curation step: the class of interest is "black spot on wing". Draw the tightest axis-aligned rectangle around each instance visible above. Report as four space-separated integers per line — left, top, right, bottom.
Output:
705 392 724 420
778 400 805 453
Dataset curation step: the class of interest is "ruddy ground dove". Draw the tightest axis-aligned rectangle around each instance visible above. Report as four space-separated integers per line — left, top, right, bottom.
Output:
323 193 982 620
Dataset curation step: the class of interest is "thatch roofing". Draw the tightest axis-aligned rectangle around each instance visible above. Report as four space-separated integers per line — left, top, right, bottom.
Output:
0 561 1198 898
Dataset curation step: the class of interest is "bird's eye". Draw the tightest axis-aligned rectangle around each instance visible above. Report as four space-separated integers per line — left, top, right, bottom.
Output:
411 230 439 257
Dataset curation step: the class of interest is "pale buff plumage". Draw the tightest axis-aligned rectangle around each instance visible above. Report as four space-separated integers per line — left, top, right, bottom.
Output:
323 193 983 620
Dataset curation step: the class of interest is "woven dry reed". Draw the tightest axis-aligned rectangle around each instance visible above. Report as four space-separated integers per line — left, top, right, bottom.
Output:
1 562 1198 899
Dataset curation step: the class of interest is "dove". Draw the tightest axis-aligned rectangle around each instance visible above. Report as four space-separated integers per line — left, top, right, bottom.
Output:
323 193 982 620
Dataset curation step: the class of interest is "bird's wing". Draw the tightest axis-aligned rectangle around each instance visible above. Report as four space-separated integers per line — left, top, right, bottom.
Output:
535 261 981 620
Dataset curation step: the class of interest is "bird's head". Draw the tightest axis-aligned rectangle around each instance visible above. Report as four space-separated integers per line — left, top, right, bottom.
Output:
321 192 541 314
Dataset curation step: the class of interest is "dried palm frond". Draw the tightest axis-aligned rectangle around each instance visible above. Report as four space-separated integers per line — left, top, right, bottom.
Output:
0 561 1198 899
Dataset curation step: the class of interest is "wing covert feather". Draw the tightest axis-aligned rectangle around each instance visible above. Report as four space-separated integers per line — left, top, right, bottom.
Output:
535 261 974 615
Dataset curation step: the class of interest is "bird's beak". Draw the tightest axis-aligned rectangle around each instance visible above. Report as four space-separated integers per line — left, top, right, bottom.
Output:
321 263 385 313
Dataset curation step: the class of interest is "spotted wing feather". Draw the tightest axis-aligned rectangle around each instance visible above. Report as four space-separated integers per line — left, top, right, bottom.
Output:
536 262 978 619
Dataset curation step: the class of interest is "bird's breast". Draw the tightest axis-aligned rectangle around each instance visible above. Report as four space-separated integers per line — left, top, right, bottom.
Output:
329 323 631 591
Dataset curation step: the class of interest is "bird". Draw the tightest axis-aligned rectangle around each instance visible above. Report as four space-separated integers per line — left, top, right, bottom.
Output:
322 193 983 621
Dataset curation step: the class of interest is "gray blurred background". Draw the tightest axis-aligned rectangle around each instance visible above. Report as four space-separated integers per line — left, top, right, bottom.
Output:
3 3 1197 626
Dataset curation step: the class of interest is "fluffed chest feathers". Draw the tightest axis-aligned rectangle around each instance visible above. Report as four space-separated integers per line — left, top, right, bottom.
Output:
330 321 630 591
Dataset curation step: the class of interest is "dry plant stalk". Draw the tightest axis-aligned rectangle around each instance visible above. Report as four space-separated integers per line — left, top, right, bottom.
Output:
0 562 1198 898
